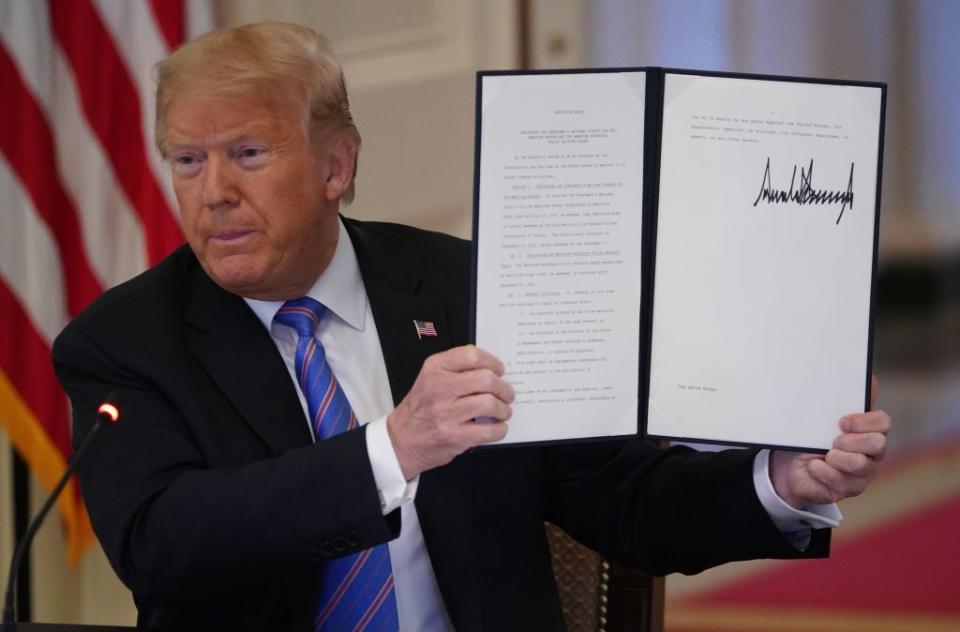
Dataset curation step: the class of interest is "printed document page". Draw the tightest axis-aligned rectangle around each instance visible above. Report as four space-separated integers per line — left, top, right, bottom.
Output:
647 74 882 450
475 72 646 443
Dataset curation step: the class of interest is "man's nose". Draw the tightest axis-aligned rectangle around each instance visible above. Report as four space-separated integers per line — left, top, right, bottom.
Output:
201 155 239 209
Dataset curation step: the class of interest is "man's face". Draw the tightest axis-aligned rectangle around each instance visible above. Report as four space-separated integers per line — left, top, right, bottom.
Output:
163 92 344 300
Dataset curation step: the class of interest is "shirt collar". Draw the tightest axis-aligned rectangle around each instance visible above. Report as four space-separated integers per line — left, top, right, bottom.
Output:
243 218 367 333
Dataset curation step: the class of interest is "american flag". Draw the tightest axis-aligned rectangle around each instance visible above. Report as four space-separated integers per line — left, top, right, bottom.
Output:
0 0 211 564
413 320 438 339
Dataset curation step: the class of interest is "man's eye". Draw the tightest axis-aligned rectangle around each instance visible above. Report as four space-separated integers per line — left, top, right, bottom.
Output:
234 146 269 168
172 153 203 175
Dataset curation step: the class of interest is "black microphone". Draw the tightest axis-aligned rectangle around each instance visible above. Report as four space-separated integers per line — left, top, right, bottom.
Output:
2 393 120 631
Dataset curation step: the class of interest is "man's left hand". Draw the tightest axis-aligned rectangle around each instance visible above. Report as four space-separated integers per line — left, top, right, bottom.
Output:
770 376 891 509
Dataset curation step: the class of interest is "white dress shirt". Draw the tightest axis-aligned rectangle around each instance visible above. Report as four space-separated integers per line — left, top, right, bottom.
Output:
244 217 839 630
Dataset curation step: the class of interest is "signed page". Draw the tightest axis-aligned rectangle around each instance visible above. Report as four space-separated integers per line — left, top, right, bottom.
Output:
647 74 882 450
475 72 646 444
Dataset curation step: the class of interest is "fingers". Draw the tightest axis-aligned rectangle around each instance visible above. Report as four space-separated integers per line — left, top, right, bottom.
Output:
436 347 515 419
458 416 509 445
824 448 876 479
410 347 513 420
815 408 890 502
832 430 887 460
449 393 513 424
839 409 891 435
836 410 891 466
434 345 505 376
807 458 871 502
388 345 514 478
454 368 515 406
808 425 886 503
774 403 893 507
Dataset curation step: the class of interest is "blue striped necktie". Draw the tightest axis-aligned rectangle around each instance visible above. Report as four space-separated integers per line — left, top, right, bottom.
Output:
274 297 399 631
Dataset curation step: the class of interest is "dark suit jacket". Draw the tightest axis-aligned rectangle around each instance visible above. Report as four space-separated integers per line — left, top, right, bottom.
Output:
53 218 826 630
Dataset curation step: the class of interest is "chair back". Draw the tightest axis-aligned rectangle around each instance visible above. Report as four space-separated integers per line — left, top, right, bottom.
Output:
546 523 664 632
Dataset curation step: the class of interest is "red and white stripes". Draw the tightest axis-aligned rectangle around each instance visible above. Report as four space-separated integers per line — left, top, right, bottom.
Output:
0 0 211 563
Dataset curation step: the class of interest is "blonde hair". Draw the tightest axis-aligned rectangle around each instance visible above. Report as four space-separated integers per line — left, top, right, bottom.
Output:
155 21 361 202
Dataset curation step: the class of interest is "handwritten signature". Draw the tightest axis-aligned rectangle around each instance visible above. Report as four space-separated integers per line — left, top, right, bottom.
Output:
753 158 855 224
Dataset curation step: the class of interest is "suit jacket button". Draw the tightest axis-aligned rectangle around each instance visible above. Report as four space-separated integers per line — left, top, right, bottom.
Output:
320 542 336 557
308 548 323 561
347 532 361 547
333 537 349 553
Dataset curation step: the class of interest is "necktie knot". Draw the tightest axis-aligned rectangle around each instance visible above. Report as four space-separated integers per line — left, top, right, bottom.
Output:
275 297 327 339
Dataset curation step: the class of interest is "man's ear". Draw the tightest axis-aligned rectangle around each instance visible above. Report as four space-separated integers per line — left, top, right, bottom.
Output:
324 137 358 202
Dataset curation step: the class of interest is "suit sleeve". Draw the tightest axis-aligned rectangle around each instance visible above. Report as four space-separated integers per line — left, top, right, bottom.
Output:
543 439 829 576
53 324 400 608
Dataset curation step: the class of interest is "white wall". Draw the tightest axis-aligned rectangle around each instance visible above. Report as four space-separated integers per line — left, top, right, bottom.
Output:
587 0 960 261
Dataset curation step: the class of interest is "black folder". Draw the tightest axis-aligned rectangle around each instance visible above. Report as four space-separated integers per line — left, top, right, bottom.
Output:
471 68 885 451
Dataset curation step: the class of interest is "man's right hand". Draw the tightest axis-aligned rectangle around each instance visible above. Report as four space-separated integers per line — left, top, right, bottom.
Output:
387 345 514 480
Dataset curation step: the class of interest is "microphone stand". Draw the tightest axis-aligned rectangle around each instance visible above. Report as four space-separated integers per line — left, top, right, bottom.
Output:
2 401 116 632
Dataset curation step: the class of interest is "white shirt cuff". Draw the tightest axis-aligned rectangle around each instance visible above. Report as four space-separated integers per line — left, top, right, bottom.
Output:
365 415 419 514
753 449 843 531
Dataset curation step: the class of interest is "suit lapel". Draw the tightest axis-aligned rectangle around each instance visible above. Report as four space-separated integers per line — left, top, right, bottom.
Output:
346 218 483 630
183 268 311 455
364 277 450 406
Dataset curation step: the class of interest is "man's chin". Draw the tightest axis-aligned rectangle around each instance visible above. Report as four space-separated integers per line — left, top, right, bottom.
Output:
202 256 273 298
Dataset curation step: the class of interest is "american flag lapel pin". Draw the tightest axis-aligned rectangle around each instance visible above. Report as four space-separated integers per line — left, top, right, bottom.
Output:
413 320 438 340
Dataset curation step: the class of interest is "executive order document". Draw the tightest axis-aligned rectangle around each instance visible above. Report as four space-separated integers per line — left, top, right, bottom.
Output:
473 69 883 449
647 73 882 451
474 71 647 444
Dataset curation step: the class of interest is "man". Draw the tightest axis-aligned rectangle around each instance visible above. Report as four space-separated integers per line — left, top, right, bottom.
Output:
53 22 890 631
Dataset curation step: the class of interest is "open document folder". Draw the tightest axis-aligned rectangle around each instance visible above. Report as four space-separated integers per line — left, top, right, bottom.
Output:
472 69 884 450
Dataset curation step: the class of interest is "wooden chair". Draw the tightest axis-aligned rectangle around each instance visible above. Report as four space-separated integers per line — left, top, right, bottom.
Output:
546 523 664 632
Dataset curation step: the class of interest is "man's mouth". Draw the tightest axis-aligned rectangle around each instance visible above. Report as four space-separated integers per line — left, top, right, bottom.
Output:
210 229 254 242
